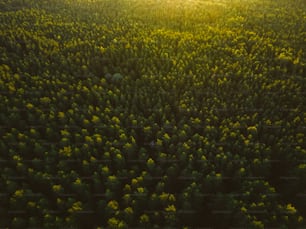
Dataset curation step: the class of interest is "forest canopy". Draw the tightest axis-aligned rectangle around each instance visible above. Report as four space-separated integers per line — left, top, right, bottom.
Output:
0 0 305 228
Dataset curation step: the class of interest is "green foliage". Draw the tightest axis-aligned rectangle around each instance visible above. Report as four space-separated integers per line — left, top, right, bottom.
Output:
1 0 306 228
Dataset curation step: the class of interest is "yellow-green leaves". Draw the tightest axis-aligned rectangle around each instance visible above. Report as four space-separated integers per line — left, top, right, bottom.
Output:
91 115 100 123
286 203 297 214
139 214 149 223
59 146 72 157
57 112 65 119
107 200 119 211
52 185 62 192
13 189 24 198
68 201 82 213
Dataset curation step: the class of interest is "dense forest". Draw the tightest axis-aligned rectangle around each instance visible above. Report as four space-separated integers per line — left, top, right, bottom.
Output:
1 0 306 228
